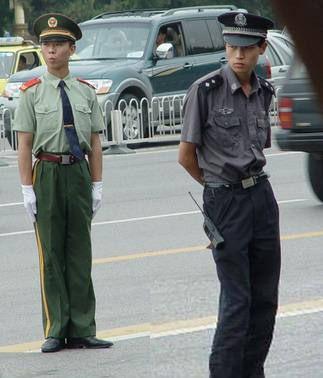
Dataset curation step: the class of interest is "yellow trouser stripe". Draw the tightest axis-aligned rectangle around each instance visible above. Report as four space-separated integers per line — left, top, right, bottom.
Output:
32 160 51 338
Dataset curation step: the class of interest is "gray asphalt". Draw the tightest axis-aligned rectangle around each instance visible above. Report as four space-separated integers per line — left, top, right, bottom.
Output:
0 128 323 378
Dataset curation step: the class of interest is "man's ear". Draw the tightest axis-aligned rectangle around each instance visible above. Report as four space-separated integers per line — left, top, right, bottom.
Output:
259 41 267 55
70 43 76 54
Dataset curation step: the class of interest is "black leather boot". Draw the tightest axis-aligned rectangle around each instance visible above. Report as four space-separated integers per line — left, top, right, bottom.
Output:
66 336 113 349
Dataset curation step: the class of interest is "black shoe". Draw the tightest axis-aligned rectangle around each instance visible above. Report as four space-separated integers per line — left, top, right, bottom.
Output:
66 336 113 349
41 337 65 353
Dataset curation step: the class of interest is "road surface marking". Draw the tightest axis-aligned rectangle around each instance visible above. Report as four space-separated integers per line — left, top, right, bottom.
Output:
78 227 323 265
265 151 303 157
0 198 308 232
0 299 322 353
93 245 207 264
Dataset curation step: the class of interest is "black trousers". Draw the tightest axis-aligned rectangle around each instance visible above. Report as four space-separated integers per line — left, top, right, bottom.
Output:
203 180 281 378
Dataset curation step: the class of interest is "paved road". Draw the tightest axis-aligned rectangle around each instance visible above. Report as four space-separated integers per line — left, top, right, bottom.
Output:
0 130 323 377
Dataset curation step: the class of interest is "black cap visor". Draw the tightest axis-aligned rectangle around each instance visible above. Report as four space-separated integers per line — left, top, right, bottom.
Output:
40 35 75 43
224 34 263 47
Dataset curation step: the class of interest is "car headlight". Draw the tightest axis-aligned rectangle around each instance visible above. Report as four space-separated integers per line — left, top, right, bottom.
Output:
86 79 113 95
3 82 23 98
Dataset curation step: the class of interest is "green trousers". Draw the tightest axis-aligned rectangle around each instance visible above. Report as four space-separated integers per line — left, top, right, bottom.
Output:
33 159 96 339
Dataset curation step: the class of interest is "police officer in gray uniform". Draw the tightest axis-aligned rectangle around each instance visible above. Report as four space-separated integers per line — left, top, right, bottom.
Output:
179 12 281 378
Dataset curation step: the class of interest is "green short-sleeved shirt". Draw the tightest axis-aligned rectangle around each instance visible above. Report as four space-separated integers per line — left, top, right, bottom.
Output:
13 71 105 156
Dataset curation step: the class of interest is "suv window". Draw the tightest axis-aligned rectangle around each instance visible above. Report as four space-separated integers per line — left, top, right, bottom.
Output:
76 22 151 59
270 38 293 65
156 23 186 57
276 36 294 51
206 19 225 51
183 20 214 55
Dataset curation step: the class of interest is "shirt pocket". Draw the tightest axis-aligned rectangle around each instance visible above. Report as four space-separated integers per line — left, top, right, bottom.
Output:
256 116 270 148
74 104 92 140
212 115 241 148
35 105 58 131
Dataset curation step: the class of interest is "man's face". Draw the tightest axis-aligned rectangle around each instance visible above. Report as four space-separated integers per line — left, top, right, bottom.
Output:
156 32 166 46
225 42 267 76
41 41 75 71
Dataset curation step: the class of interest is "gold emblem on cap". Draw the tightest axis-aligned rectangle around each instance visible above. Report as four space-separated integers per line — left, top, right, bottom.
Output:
234 13 247 27
48 17 58 28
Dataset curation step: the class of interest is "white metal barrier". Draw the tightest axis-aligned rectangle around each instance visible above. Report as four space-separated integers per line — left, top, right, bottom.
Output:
271 86 282 127
0 106 17 153
103 95 185 148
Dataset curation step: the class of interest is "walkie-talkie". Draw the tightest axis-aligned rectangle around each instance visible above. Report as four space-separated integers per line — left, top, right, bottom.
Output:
189 192 224 249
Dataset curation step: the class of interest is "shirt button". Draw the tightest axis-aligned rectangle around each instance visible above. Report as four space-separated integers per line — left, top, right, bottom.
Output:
251 144 255 148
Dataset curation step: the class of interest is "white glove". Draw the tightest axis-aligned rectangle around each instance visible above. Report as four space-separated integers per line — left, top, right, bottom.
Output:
21 185 37 223
92 181 103 218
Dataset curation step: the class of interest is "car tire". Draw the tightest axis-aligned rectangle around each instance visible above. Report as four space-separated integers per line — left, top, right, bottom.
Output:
308 153 323 202
117 93 149 140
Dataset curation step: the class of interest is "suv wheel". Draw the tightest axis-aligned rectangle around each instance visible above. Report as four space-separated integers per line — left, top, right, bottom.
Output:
117 94 148 140
308 153 323 201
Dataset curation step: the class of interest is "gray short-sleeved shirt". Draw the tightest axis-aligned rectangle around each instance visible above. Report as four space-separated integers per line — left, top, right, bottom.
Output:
13 71 105 156
181 65 274 183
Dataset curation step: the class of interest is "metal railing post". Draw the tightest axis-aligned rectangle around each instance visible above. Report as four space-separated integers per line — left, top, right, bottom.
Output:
0 105 9 166
103 110 135 155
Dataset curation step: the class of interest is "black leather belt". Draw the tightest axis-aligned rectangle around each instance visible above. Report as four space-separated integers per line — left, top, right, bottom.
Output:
205 173 269 190
38 152 81 165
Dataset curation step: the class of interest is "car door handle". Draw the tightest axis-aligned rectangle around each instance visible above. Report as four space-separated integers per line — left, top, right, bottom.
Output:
183 63 193 69
279 67 287 73
220 57 228 64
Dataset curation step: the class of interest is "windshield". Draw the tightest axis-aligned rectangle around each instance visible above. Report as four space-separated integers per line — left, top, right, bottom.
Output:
76 22 151 60
0 52 14 78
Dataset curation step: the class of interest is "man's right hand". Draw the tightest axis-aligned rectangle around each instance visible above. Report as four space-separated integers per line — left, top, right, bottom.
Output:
21 185 37 222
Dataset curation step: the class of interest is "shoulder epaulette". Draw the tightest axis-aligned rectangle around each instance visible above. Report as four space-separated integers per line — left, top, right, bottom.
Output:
198 74 223 92
77 78 96 89
20 78 41 92
258 76 275 95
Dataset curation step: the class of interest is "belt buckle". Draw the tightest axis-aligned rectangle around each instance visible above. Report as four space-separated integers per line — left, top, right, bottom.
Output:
60 155 71 165
242 176 255 189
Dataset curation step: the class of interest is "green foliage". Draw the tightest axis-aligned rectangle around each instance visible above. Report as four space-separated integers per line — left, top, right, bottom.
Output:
1 0 279 36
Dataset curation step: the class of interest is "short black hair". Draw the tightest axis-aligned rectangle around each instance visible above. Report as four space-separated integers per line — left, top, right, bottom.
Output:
159 26 167 35
257 38 266 47
20 55 27 64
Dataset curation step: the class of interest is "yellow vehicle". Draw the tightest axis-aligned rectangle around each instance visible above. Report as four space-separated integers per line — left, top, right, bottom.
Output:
0 36 45 94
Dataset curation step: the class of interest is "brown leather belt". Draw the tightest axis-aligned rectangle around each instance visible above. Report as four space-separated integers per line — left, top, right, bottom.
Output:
37 152 80 165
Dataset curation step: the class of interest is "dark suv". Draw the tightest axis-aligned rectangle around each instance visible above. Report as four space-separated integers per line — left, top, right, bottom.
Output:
1 6 270 141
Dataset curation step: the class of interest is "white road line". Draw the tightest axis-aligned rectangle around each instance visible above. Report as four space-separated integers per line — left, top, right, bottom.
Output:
94 210 199 226
0 202 23 207
278 199 307 204
266 151 303 157
0 199 308 237
0 197 307 209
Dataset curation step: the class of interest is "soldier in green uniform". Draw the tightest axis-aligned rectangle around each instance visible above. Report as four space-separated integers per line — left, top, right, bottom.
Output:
14 13 113 353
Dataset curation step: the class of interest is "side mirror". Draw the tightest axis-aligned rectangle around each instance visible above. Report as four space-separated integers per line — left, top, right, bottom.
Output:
155 43 174 60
